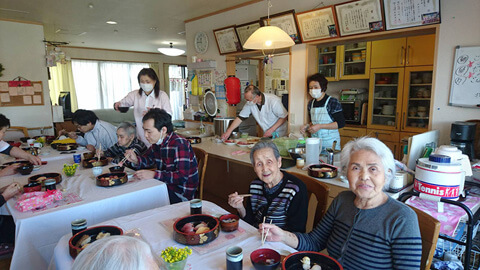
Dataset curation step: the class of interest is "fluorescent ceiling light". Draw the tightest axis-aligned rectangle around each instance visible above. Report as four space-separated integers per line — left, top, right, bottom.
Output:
158 43 184 56
106 20 117 25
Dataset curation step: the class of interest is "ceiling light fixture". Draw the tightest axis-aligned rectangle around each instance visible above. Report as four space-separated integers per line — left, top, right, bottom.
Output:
243 0 294 53
157 43 185 56
106 20 117 25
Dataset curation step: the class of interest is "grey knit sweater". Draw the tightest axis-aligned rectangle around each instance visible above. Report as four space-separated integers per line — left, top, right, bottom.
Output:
294 191 422 269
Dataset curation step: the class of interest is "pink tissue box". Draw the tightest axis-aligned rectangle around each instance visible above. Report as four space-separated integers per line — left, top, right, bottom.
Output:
15 190 63 212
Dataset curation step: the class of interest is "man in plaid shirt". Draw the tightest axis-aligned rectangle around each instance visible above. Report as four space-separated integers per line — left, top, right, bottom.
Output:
125 109 198 204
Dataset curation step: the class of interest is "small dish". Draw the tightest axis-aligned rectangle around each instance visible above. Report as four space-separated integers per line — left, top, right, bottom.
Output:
77 146 86 150
16 163 34 175
219 214 239 232
109 166 125 173
33 165 41 171
236 141 253 148
224 140 236 146
251 248 281 270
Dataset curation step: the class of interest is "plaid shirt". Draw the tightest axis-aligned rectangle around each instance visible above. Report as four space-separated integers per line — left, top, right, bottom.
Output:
131 132 198 203
104 138 147 164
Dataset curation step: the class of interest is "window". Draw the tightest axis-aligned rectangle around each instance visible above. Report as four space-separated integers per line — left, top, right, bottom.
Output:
71 60 149 109
168 65 187 120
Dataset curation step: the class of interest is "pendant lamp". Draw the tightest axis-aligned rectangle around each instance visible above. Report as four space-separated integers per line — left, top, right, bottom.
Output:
158 43 185 56
243 0 294 51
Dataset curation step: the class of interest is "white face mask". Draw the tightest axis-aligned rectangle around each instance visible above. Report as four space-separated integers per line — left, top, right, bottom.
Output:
310 89 322 99
141 83 154 93
155 131 164 145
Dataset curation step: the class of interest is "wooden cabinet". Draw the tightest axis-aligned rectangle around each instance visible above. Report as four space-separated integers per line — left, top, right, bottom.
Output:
339 126 367 149
317 41 371 81
367 129 401 159
401 66 433 132
371 34 435 68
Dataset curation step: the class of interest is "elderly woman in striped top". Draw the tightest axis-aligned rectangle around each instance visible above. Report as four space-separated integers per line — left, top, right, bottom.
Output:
262 137 422 269
228 141 308 233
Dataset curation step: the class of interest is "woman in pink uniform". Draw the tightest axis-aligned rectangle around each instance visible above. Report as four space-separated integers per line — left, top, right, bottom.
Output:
114 68 172 146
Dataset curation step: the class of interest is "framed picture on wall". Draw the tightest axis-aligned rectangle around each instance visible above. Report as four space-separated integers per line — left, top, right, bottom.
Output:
261 9 301 44
335 0 384 36
213 25 242 55
383 0 441 30
235 20 261 50
295 6 339 43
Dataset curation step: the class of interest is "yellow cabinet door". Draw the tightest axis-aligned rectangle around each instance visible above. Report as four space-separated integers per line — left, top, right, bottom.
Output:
367 68 405 131
339 41 371 80
371 38 406 68
406 34 435 66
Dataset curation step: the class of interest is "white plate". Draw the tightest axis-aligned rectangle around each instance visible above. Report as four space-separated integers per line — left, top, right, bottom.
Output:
236 142 253 148
33 165 41 171
224 142 236 146
77 146 86 150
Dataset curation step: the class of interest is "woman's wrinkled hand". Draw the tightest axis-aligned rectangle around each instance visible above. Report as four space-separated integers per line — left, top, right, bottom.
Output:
2 182 20 201
258 223 285 242
0 164 20 177
228 192 244 209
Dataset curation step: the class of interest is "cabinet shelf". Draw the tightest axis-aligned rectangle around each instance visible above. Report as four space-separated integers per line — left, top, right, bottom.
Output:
410 83 432 86
373 114 396 118
374 97 397 100
409 98 431 101
408 116 429 119
344 47 367 52
318 51 336 55
318 63 336 66
344 60 365 64
375 84 398 87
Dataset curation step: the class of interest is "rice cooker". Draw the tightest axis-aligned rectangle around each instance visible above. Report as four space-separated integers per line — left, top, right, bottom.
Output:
414 154 464 199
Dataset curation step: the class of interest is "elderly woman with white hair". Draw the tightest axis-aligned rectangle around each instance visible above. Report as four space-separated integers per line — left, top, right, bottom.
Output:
261 137 422 269
72 236 159 270
103 122 147 164
228 141 308 233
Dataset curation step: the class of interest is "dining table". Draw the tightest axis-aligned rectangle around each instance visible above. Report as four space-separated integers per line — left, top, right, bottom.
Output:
0 146 171 270
52 200 297 269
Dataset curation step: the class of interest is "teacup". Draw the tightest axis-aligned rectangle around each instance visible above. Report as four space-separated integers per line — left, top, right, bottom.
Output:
92 166 103 177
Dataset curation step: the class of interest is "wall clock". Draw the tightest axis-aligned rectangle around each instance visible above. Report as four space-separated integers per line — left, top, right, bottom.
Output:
194 32 209 54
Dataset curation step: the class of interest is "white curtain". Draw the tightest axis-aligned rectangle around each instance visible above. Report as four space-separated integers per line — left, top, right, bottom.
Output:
71 60 148 110
168 65 187 121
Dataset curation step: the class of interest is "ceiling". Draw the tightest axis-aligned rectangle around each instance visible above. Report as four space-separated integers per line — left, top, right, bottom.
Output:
0 0 254 54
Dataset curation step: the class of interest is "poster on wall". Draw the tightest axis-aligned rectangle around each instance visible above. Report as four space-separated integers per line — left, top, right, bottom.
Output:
383 0 441 30
295 6 339 43
335 0 384 36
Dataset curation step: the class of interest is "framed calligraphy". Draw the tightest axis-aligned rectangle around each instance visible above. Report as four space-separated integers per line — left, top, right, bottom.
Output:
383 0 441 30
261 10 301 44
295 6 339 43
335 0 384 37
213 26 242 55
235 20 261 50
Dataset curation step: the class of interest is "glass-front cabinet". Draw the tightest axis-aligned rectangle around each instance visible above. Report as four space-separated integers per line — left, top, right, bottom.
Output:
317 45 339 81
402 66 433 132
367 68 405 130
317 41 371 81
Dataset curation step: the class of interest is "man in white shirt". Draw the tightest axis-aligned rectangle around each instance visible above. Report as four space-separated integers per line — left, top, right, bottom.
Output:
221 85 288 140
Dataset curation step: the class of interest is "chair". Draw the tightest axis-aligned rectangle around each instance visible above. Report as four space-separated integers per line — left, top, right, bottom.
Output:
289 171 329 232
4 126 29 141
192 147 208 200
407 205 441 270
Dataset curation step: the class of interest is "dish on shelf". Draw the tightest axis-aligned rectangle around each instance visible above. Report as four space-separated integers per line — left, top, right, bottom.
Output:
376 80 388 84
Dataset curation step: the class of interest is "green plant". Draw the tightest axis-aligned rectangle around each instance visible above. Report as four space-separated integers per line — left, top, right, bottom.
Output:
161 246 192 263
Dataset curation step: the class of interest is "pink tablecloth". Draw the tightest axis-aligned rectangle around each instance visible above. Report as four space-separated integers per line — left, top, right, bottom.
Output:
406 195 480 236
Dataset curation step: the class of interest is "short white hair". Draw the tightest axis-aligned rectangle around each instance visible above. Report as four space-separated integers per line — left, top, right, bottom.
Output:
340 136 396 190
72 235 159 270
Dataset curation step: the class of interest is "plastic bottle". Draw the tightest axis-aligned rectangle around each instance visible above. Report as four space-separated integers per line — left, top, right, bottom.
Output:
306 138 321 166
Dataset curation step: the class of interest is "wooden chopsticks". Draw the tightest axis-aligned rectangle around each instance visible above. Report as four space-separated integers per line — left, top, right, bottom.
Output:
261 217 272 246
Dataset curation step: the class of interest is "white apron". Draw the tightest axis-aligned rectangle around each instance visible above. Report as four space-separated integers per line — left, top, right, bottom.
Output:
310 96 341 151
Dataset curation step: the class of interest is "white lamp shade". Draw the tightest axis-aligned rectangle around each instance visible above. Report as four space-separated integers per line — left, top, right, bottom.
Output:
243 26 295 50
158 47 185 56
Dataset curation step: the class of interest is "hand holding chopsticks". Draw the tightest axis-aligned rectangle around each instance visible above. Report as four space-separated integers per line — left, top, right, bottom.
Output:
261 217 273 246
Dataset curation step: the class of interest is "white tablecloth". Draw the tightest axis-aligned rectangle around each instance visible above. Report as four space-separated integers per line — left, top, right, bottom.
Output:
0 156 170 270
53 201 297 270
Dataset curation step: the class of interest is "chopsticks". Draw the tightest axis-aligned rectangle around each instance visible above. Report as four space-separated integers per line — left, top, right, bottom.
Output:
119 148 140 166
261 217 272 246
96 144 102 162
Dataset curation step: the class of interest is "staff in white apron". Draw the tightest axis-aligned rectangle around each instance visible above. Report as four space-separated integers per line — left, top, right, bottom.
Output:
301 73 345 152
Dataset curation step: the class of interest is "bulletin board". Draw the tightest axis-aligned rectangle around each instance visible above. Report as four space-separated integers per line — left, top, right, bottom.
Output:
448 46 480 108
0 81 44 107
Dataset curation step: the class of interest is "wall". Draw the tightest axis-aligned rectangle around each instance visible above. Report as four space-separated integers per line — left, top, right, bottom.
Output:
187 0 480 143
431 0 480 144
0 20 53 136
61 47 187 91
